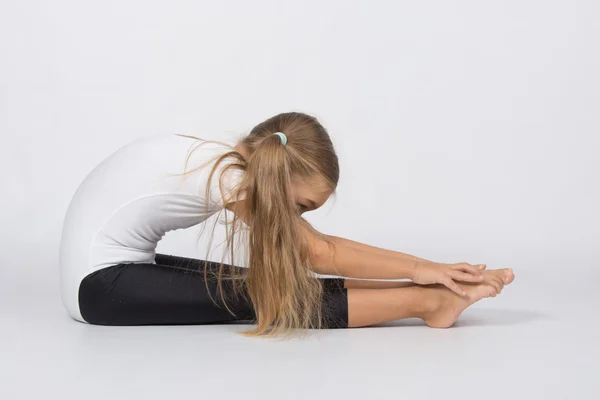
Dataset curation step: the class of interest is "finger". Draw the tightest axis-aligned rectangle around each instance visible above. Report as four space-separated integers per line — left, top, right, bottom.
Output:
453 264 484 276
459 262 485 270
443 277 467 297
449 270 484 283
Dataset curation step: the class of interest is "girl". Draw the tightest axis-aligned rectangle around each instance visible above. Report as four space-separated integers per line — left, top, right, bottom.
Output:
59 112 514 337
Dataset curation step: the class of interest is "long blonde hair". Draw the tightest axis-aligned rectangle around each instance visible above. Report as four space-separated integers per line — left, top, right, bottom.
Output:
177 112 339 337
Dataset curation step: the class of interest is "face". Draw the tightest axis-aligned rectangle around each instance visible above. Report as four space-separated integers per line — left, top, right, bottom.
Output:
290 175 334 215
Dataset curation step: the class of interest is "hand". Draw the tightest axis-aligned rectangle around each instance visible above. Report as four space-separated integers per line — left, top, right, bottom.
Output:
412 261 487 296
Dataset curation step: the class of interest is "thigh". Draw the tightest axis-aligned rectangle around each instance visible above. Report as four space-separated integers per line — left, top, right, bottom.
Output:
79 258 348 329
79 261 255 326
154 253 250 277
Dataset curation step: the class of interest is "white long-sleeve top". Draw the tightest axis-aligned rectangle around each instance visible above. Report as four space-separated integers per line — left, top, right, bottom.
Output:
58 133 244 321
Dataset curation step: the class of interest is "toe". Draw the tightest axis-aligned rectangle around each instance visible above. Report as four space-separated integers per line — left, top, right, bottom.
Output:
504 269 515 284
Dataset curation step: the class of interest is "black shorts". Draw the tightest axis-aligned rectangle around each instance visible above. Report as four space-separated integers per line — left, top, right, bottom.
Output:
78 253 349 329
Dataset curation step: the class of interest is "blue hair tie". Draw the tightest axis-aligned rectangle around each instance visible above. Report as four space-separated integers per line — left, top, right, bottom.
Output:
273 132 287 146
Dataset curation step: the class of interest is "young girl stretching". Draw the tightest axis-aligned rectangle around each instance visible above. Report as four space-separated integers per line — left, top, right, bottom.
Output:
59 112 514 336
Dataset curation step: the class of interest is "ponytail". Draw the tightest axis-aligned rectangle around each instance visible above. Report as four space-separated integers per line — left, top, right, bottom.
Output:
178 112 338 337
241 133 324 336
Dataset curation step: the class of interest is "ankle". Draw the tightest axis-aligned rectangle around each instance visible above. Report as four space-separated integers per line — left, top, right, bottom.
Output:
414 286 443 319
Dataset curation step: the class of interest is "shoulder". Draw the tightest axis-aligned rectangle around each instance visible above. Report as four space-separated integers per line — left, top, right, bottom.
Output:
174 135 240 168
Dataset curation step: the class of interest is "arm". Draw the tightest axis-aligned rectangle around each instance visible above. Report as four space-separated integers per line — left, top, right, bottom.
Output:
302 225 419 280
314 243 418 280
306 229 486 295
225 200 483 294
225 200 418 280
322 235 431 288
323 234 436 264
316 236 435 288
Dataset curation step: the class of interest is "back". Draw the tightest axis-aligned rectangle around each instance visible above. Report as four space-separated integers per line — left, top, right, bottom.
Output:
58 133 243 320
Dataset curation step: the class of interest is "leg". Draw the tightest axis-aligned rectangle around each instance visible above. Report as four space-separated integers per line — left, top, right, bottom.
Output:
78 257 348 328
79 260 255 325
153 252 246 273
347 269 515 328
347 286 432 327
152 252 349 328
344 279 416 289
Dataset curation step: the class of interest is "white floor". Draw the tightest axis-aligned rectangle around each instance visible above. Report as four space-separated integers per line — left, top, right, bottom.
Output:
1 266 598 400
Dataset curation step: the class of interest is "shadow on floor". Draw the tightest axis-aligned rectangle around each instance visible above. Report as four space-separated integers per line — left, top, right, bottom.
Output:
376 308 549 328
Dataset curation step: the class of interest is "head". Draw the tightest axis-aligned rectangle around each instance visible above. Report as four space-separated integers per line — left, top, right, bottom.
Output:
234 112 338 216
208 112 340 336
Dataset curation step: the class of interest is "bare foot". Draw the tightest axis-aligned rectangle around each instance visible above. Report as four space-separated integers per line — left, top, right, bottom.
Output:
422 268 515 328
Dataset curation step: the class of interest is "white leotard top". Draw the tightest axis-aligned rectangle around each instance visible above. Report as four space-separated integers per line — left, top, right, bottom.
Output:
58 133 244 321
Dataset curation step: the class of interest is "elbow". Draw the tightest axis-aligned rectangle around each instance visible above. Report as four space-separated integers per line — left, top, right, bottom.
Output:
309 236 340 276
309 239 328 270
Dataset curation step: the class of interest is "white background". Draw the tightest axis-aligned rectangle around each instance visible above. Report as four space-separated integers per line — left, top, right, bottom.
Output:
1 1 599 399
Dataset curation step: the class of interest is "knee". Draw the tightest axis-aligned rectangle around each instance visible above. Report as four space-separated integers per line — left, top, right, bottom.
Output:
77 269 124 325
